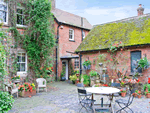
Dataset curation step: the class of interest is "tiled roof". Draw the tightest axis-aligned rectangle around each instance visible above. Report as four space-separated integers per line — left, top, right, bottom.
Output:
52 8 92 30
76 13 150 52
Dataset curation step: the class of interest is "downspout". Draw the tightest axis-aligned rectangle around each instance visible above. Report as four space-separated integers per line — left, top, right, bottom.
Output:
56 22 62 81
81 17 84 41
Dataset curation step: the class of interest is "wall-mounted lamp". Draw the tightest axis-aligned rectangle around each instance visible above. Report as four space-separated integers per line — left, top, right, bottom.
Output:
60 26 63 29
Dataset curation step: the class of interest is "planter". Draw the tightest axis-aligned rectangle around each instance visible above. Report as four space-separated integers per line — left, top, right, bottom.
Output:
138 95 142 98
133 93 137 97
72 81 75 84
76 73 80 77
146 93 150 98
121 92 126 97
90 76 96 81
76 80 80 84
87 65 91 70
83 65 87 70
61 77 66 81
19 90 36 97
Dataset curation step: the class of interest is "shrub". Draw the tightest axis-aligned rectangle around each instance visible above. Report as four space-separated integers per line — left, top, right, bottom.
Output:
83 74 90 85
89 70 97 77
0 91 14 112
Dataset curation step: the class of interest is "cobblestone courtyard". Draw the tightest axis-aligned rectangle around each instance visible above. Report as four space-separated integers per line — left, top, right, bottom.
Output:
9 82 150 113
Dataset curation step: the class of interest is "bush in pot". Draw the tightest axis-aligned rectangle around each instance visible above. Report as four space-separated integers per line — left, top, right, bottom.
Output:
60 67 66 81
143 84 150 98
83 74 90 86
83 60 91 70
89 70 97 79
0 91 14 112
69 74 77 84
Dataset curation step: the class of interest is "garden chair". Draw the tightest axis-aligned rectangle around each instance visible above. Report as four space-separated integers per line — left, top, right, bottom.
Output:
115 88 136 113
110 83 121 98
77 88 96 113
36 78 47 93
4 84 18 98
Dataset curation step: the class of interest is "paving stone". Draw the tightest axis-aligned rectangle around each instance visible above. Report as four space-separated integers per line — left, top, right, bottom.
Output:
8 82 150 113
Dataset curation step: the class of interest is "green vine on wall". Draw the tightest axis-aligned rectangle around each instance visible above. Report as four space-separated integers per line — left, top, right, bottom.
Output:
8 0 55 82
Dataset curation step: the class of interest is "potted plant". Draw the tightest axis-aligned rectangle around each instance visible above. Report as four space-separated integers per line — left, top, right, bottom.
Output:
135 90 142 98
83 74 90 87
60 67 66 81
83 60 91 70
138 57 149 70
120 89 126 97
11 75 20 83
89 70 97 80
69 74 77 84
143 84 150 98
76 70 80 77
18 83 36 97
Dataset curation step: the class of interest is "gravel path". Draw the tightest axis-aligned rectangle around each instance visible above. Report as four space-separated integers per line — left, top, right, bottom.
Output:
8 82 150 113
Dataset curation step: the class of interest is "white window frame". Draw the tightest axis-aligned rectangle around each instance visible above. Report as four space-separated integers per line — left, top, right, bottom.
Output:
17 52 27 72
74 58 79 69
16 6 27 27
0 0 8 25
69 29 74 41
83 31 85 39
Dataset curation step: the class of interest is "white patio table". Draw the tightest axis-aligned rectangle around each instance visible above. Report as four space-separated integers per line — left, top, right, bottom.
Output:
85 87 120 112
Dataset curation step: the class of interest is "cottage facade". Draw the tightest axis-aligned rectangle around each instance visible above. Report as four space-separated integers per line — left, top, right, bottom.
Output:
76 5 150 83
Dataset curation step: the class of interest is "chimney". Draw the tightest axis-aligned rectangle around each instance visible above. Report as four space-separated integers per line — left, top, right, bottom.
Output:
137 4 144 16
51 0 56 10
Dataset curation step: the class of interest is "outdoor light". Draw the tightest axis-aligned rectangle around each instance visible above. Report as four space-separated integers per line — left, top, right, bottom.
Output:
99 63 103 67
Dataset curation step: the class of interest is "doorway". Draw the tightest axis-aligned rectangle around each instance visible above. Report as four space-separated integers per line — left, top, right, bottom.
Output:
62 60 68 80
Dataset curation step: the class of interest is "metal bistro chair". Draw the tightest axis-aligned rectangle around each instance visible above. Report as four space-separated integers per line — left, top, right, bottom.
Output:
77 88 96 113
115 88 136 113
111 83 121 98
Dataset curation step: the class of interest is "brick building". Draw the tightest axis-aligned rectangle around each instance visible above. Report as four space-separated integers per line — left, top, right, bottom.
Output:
76 4 150 83
51 0 92 80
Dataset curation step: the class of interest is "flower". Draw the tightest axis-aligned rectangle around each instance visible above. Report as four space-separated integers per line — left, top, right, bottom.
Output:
137 79 140 83
120 89 126 93
110 59 113 61
120 41 122 44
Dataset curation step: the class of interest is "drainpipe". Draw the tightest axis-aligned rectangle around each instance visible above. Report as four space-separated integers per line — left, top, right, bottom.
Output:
81 17 84 41
56 22 62 81
79 54 82 81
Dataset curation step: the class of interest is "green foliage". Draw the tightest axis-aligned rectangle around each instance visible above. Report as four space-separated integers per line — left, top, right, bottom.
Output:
0 91 14 113
83 74 90 85
69 74 77 81
143 84 150 92
76 17 150 52
9 0 55 80
138 57 149 69
89 70 97 77
83 60 91 66
61 66 66 77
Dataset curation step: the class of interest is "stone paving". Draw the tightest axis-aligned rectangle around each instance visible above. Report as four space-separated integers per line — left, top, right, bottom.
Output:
8 82 150 113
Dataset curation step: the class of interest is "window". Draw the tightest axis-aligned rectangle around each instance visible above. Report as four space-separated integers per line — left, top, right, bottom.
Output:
17 7 25 25
131 51 142 73
74 58 79 69
17 52 27 72
69 29 74 41
83 31 85 39
0 0 8 24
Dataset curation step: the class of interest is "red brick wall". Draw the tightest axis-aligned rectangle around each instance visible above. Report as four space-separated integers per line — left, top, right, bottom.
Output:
80 45 150 83
54 21 90 78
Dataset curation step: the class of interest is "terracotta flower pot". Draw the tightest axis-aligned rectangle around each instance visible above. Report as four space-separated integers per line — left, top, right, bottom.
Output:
134 93 137 97
19 90 36 97
121 92 126 97
138 95 142 98
146 93 150 98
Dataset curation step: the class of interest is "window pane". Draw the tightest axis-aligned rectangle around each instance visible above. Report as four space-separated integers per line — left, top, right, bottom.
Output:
0 4 4 10
20 63 25 71
17 56 21 62
0 11 6 22
17 14 23 24
131 51 142 73
22 56 25 62
17 9 22 14
17 63 20 71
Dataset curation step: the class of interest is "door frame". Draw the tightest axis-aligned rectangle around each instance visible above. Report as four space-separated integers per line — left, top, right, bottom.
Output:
62 60 68 80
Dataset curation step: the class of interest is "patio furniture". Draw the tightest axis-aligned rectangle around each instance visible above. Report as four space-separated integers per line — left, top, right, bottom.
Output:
86 87 120 113
36 78 47 93
115 89 136 113
4 83 18 98
77 83 92 96
110 83 121 98
77 88 96 113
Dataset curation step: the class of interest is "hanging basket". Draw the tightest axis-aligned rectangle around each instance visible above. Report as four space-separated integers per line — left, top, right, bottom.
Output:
83 65 91 70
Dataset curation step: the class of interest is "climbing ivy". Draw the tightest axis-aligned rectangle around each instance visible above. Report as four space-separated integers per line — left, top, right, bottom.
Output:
8 0 55 82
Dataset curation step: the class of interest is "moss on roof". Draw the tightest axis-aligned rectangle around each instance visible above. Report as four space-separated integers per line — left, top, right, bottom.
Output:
76 15 150 52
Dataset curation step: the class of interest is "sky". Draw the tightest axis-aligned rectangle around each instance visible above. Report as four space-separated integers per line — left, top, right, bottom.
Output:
56 0 150 25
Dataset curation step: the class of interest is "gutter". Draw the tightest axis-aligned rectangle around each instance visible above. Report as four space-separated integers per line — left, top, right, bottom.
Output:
55 22 62 81
75 43 150 54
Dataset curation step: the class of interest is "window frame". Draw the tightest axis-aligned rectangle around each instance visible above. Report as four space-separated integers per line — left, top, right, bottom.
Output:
130 51 142 73
16 6 27 27
74 58 79 69
69 28 74 41
17 52 27 72
83 31 85 39
0 0 8 25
